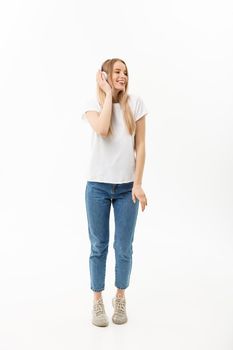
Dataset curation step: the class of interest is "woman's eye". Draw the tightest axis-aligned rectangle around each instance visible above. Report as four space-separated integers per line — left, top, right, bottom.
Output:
115 72 127 76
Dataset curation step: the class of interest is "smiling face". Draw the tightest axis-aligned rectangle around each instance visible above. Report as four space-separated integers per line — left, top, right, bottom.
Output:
111 60 128 92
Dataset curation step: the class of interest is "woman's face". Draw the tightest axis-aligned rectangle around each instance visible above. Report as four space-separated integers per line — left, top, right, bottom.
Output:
110 61 128 92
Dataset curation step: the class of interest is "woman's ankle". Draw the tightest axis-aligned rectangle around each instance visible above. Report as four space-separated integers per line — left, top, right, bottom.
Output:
116 288 125 298
93 292 102 301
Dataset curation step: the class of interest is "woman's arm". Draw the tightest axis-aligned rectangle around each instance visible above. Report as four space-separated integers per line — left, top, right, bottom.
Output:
85 92 112 137
133 116 146 186
85 71 113 136
132 115 148 211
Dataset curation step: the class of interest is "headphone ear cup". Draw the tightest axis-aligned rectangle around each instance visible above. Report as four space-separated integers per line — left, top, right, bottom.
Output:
102 71 108 81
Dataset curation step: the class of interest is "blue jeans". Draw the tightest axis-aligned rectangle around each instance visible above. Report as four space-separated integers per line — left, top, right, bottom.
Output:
85 181 139 292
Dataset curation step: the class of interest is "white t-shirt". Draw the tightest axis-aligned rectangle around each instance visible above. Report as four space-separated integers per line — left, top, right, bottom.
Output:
81 94 148 184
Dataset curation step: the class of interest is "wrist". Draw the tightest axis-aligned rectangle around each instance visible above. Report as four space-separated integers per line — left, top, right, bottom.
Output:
133 183 141 187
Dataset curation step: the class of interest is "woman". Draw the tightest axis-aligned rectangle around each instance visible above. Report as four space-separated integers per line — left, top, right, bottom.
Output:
82 58 148 327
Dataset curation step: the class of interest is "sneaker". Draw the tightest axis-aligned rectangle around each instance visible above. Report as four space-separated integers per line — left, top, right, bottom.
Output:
112 296 128 324
92 297 109 327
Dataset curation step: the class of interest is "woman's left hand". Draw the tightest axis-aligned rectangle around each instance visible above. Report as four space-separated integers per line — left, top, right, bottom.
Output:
132 185 148 212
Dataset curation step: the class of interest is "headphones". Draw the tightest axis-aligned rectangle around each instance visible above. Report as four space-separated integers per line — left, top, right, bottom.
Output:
100 61 109 81
101 70 108 81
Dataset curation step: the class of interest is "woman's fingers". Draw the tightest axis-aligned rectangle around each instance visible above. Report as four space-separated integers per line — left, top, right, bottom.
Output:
132 187 147 212
141 196 147 211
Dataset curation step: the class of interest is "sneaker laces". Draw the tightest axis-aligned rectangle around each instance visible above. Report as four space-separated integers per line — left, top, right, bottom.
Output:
115 298 126 314
94 299 105 317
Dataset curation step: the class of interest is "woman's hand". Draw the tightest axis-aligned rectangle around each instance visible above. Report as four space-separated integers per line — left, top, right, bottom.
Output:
132 185 148 212
96 70 112 95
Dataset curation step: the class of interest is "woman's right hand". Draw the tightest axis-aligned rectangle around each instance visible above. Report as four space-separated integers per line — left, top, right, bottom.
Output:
96 70 112 95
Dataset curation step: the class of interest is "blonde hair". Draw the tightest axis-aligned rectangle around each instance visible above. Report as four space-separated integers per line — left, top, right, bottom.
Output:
96 58 136 137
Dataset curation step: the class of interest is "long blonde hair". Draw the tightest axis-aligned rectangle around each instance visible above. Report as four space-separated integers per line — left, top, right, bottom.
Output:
96 58 136 137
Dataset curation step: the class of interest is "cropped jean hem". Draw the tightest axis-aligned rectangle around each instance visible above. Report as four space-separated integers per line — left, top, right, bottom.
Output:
91 288 105 292
115 284 129 290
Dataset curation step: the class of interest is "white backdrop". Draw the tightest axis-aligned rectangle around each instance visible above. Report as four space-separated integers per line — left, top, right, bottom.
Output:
0 0 232 349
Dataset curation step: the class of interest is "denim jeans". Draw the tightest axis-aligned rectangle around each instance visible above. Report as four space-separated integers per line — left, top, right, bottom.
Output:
85 181 139 292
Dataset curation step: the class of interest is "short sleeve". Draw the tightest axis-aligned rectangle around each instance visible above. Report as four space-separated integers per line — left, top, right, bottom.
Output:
134 96 148 122
81 97 101 121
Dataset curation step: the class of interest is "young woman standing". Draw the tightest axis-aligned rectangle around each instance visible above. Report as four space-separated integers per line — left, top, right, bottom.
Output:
82 58 148 327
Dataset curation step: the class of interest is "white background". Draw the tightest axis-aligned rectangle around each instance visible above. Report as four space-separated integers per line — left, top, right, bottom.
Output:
0 0 233 349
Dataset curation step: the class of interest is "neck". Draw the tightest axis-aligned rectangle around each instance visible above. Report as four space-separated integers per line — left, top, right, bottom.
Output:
112 90 120 103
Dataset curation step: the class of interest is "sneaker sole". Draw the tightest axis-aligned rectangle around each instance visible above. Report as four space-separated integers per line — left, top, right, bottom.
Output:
112 317 128 325
92 320 109 327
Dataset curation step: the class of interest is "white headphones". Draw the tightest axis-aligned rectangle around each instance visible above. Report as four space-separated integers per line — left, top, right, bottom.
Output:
101 71 108 81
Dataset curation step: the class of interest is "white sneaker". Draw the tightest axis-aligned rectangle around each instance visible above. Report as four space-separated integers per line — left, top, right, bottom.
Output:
92 298 109 327
112 296 128 324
